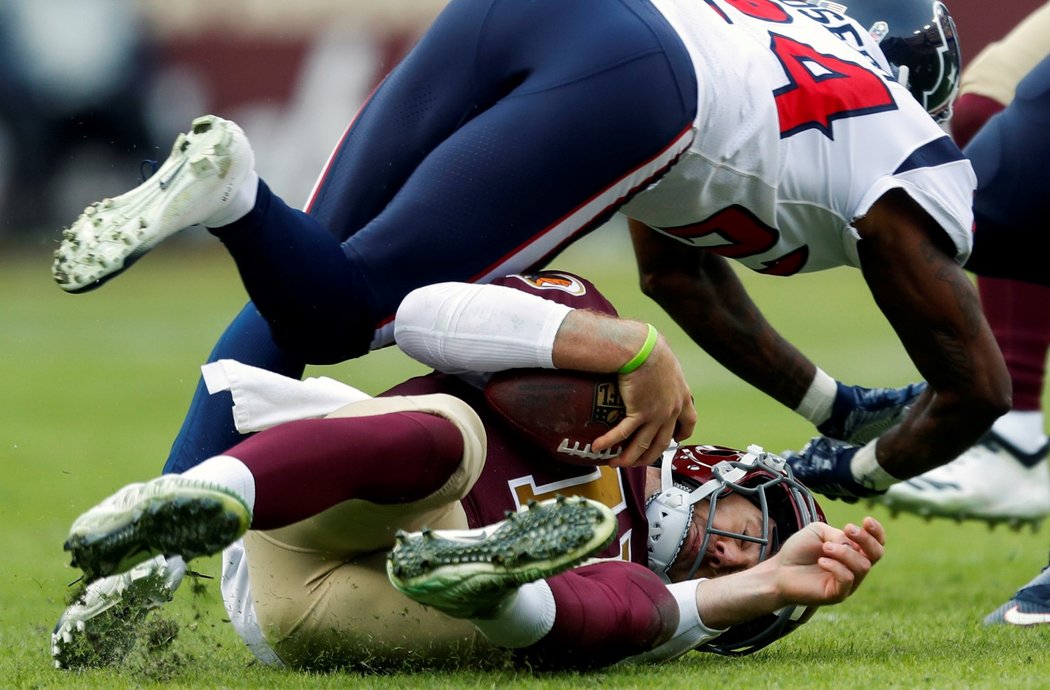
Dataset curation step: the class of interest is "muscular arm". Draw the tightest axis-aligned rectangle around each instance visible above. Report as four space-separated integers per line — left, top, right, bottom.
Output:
853 190 1011 476
628 219 817 410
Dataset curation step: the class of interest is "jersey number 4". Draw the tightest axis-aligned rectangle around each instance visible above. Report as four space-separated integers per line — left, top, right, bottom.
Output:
771 33 896 138
706 0 898 138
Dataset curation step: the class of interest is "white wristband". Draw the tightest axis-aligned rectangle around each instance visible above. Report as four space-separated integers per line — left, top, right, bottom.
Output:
795 368 837 426
849 438 898 490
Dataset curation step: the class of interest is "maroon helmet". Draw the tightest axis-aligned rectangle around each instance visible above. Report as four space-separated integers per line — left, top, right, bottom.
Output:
645 443 826 655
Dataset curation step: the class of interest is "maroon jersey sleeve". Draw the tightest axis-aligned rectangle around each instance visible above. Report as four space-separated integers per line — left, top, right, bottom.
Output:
490 271 618 317
519 561 678 670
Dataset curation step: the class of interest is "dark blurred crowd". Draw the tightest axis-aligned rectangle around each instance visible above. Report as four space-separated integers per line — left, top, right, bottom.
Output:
0 1 159 237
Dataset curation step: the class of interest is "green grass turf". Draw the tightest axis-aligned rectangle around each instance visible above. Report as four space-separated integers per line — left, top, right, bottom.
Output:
2 225 1049 688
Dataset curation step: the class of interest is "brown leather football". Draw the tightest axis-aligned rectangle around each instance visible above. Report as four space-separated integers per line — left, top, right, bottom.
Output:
483 369 626 465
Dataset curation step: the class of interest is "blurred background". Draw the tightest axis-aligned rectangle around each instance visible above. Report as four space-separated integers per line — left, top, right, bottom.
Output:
0 0 1042 244
2 3 1049 682
0 0 449 241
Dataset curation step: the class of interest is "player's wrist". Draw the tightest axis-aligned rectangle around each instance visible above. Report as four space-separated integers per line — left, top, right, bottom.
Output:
695 564 781 628
794 368 837 426
618 323 659 374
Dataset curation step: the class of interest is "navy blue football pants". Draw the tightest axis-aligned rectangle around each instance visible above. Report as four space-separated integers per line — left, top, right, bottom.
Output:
965 53 1050 286
164 0 697 472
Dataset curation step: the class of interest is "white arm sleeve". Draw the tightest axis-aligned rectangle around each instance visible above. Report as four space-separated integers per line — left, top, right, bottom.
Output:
394 282 573 374
620 579 727 665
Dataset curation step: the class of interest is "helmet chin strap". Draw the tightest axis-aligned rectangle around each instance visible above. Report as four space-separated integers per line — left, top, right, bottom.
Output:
895 63 911 91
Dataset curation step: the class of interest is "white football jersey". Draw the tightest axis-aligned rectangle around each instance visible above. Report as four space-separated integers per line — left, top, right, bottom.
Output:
623 0 976 274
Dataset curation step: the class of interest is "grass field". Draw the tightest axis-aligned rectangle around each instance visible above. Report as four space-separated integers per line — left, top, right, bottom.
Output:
2 226 1048 688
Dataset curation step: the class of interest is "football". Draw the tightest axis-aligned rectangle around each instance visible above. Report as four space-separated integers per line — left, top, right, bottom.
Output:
483 369 626 465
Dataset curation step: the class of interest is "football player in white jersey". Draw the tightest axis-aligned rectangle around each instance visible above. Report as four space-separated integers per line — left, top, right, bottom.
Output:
50 0 1008 503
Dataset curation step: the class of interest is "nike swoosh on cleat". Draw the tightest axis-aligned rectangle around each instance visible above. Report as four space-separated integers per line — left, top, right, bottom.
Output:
1002 605 1050 625
447 530 494 543
159 158 188 190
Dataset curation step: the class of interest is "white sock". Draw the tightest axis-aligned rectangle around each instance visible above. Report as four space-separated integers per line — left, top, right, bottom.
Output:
992 410 1048 455
181 455 257 513
795 368 837 426
205 170 259 228
850 439 899 490
469 580 556 649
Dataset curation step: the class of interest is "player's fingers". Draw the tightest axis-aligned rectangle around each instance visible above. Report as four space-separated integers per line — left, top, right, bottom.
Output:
674 397 698 440
592 417 642 455
845 520 885 564
627 427 668 468
806 522 839 541
816 556 856 601
862 516 887 546
822 541 873 593
647 420 676 464
612 427 659 468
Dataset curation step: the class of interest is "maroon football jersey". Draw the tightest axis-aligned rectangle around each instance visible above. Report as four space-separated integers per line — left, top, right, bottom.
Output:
383 271 649 565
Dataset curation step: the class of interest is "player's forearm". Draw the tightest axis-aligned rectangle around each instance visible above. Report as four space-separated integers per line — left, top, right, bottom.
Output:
856 193 1012 476
632 235 816 409
551 309 667 374
692 562 782 629
874 385 1007 477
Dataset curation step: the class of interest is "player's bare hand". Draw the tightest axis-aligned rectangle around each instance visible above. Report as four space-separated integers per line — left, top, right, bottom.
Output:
593 334 696 467
771 517 885 606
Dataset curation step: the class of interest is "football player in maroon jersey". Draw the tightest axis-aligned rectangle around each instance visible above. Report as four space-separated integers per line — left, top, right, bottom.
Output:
53 271 884 671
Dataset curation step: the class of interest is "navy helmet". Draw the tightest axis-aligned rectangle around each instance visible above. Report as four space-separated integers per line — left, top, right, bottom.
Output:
837 0 962 121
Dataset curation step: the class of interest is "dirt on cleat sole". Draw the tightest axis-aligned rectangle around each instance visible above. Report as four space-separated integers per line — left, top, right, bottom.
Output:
65 492 248 583
388 496 616 618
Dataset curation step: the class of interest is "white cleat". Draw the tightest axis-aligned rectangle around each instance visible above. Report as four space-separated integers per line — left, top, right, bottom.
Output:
52 555 186 669
879 430 1050 530
52 115 255 293
64 475 251 583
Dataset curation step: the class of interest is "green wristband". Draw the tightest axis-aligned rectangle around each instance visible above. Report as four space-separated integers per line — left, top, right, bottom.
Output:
618 323 658 375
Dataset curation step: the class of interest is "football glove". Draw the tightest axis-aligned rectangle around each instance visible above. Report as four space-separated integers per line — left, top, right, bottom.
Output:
783 436 884 503
817 381 926 445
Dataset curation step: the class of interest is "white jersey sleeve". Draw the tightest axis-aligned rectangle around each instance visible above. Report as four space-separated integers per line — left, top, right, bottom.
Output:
624 0 976 272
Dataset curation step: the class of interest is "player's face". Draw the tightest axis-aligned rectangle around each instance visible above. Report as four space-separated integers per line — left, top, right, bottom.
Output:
666 493 764 582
